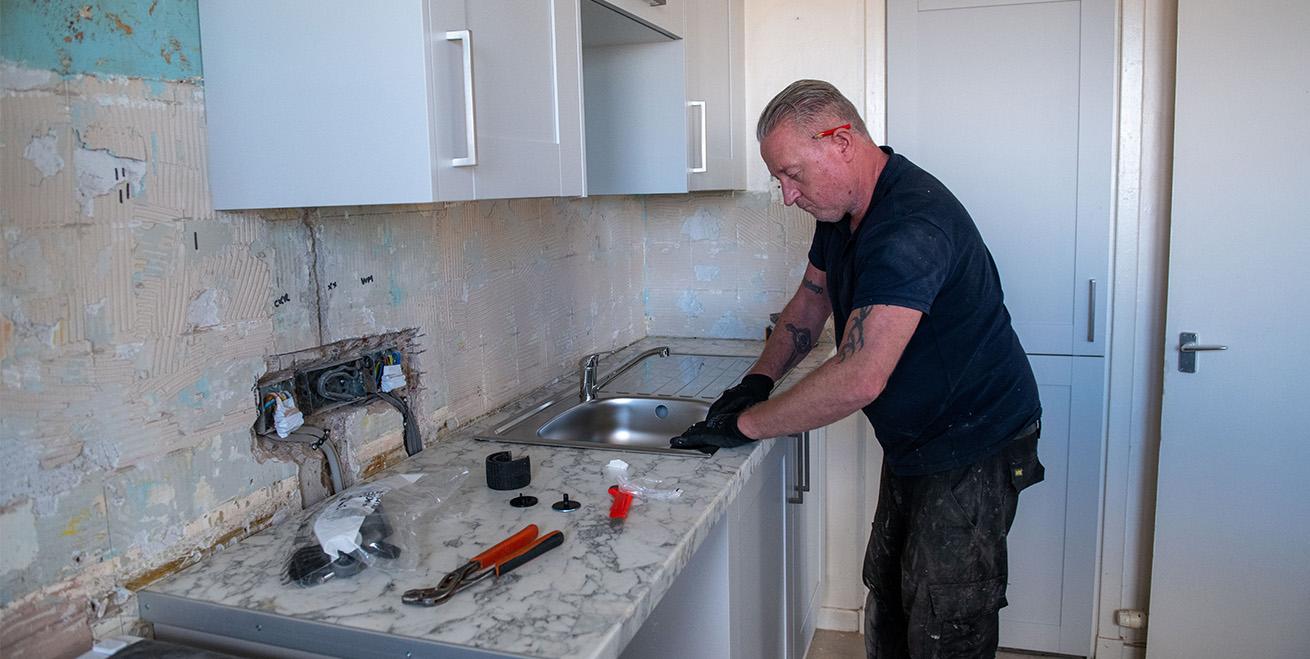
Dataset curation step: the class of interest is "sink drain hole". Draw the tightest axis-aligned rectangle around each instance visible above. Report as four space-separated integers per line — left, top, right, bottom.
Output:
655 404 669 418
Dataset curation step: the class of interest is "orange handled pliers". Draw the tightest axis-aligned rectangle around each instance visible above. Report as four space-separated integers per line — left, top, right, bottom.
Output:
401 524 564 606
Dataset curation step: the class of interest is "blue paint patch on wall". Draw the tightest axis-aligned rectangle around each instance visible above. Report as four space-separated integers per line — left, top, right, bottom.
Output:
1 0 202 80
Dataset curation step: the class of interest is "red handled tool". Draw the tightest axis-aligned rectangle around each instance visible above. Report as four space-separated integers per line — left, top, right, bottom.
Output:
402 524 564 606
609 485 634 529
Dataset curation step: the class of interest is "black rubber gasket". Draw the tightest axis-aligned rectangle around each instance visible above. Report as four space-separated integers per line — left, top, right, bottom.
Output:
486 451 531 490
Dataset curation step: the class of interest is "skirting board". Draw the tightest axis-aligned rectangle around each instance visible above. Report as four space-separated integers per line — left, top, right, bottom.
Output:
818 606 863 633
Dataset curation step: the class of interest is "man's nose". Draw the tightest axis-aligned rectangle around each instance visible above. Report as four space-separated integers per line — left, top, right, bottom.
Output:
780 182 801 205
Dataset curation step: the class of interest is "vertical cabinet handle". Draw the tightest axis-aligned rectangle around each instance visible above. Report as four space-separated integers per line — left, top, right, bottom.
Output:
1086 279 1097 342
688 101 707 173
446 30 477 167
787 434 805 504
799 432 811 493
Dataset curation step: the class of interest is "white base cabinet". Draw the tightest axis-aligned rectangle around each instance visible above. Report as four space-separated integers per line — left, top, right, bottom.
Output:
623 434 824 659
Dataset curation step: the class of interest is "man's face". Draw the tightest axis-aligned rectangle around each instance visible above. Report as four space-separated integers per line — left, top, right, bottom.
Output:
760 121 851 222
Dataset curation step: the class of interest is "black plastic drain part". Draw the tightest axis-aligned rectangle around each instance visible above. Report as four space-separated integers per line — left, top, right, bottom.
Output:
552 494 581 512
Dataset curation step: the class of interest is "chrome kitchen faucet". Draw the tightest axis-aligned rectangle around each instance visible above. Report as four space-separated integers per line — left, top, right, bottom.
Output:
579 347 670 402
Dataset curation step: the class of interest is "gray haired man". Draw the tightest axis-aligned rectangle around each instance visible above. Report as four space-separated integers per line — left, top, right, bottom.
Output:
673 79 1045 658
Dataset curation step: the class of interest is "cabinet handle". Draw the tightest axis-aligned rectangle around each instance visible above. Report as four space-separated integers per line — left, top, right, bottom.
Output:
1086 279 1096 342
446 30 477 167
787 434 805 504
799 431 811 493
688 101 707 174
647 0 668 6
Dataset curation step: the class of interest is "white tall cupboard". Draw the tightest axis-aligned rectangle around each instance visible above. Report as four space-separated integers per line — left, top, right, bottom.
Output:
887 0 1115 655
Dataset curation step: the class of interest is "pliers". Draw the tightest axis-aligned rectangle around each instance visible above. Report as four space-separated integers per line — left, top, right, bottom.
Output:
402 524 564 607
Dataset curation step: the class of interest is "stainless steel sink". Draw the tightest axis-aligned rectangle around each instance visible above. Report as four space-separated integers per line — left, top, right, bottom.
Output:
474 352 755 456
539 397 708 446
477 395 710 456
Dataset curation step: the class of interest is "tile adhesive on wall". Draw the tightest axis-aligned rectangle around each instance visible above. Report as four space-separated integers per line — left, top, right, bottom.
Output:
0 1 807 655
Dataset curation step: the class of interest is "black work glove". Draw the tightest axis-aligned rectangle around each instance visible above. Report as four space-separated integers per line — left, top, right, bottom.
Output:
670 412 755 455
708 373 774 417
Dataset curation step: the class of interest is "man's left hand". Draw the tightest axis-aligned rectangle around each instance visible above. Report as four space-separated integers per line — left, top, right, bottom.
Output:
670 413 755 455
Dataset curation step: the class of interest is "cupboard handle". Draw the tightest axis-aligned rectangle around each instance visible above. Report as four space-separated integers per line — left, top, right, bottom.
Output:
787 434 804 504
1086 279 1096 342
799 432 811 493
647 0 668 6
446 30 478 167
688 101 707 173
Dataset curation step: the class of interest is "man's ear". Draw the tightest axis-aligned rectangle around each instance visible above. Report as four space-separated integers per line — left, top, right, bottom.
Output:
834 129 857 162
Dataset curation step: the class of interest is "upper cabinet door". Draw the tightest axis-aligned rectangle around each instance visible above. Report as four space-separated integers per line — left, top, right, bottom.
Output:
887 0 1114 356
685 0 746 191
199 0 440 209
457 0 586 200
197 0 585 209
592 0 686 38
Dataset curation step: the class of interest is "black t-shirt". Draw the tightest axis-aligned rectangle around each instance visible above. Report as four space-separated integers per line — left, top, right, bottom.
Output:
809 147 1040 476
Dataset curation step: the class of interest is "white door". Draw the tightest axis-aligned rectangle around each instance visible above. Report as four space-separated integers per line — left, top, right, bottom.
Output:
1147 2 1310 658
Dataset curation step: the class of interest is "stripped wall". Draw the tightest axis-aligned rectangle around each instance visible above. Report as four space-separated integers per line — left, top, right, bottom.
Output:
0 2 645 655
643 192 814 339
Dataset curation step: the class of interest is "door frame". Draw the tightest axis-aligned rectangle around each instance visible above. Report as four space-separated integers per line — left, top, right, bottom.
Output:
860 0 1175 655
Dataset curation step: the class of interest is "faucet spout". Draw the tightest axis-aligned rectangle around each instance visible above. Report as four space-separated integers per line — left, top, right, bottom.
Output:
579 346 670 402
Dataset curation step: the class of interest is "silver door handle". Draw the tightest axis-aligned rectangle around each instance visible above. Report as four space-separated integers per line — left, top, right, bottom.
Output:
445 30 477 167
1179 343 1228 352
1087 279 1097 342
688 101 707 174
798 431 811 493
1178 332 1227 373
788 433 806 504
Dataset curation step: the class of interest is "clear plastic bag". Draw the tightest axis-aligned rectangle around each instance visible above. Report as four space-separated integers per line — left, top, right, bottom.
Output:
282 466 469 587
605 459 682 500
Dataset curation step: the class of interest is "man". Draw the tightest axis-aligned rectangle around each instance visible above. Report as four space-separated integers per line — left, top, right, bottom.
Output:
672 79 1044 659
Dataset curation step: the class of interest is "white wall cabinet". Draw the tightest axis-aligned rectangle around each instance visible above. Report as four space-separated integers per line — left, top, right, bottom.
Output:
199 0 746 208
684 0 747 191
197 0 585 210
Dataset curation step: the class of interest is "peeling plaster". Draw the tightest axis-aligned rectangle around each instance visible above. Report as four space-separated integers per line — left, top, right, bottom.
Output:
693 264 721 282
680 209 723 240
185 288 224 330
0 500 40 575
73 147 146 216
23 131 65 178
677 290 705 317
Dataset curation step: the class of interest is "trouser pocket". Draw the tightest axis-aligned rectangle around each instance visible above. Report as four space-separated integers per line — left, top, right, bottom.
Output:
1004 424 1045 493
913 576 1007 659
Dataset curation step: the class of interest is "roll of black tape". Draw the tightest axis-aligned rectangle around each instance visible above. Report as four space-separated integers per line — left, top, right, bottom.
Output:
486 451 531 490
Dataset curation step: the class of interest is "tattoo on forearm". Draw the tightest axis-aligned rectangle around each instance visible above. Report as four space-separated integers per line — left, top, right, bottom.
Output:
801 278 824 295
781 323 814 373
836 306 873 363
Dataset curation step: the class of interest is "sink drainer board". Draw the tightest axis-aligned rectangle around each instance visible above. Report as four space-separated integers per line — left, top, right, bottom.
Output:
476 353 755 456
601 353 755 400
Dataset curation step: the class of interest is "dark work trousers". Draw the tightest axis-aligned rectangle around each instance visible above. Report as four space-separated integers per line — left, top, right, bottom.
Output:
863 423 1044 659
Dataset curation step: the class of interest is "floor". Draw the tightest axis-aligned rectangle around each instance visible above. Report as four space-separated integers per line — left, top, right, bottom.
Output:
805 629 1054 659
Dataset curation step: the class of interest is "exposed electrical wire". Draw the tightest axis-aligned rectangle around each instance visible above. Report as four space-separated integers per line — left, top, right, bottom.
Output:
376 391 422 456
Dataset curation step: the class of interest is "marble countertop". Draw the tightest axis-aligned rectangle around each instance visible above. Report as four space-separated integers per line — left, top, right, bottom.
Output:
141 337 828 659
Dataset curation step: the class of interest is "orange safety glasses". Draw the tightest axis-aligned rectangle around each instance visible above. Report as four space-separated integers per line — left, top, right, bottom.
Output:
812 123 851 140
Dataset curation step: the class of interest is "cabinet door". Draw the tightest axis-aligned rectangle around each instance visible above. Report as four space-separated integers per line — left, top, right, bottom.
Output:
199 0 438 209
439 0 586 200
685 0 745 191
999 355 1103 656
785 432 826 659
887 0 1114 356
729 441 788 659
